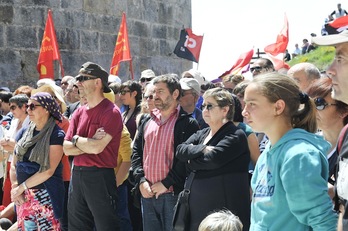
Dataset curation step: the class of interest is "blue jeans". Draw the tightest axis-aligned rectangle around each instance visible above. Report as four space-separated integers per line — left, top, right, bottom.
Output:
141 193 178 231
117 183 133 231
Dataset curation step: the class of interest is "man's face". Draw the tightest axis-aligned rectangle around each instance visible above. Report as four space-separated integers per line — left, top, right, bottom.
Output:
153 82 177 111
287 69 312 92
250 60 270 77
326 43 348 104
179 90 196 110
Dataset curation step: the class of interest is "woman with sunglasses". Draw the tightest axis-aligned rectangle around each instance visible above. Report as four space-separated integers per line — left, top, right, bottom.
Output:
0 94 30 209
176 88 251 231
242 73 337 230
119 81 142 140
307 77 348 198
10 92 65 230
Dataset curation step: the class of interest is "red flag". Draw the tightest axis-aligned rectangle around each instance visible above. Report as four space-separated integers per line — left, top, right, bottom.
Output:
264 14 289 56
110 13 133 79
217 49 254 79
267 53 290 71
37 10 64 79
173 28 203 63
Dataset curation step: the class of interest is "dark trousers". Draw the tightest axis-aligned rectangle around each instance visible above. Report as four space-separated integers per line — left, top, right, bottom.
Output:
68 166 120 231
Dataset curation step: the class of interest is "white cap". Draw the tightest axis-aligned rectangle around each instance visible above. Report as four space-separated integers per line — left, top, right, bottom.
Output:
180 78 200 95
108 75 121 84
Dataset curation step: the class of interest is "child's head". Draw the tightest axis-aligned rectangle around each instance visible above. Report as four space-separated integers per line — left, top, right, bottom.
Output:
198 210 243 231
243 72 317 133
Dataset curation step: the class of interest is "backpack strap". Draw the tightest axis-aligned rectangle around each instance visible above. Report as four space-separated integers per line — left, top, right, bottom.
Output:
338 124 348 153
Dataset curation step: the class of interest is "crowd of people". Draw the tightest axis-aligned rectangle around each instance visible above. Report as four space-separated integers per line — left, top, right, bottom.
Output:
0 29 347 231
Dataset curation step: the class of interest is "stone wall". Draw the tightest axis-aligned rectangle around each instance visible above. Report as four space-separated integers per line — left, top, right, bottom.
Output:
0 0 192 90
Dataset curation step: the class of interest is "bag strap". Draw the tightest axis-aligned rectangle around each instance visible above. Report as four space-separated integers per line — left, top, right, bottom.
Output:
184 171 196 190
338 124 348 153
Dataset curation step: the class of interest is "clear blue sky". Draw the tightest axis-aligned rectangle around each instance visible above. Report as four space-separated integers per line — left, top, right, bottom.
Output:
192 0 340 80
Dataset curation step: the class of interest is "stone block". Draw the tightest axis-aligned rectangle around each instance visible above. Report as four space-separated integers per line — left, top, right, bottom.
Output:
152 24 167 39
0 5 14 24
13 7 45 26
61 0 83 10
7 26 37 48
130 20 149 37
80 30 99 53
0 26 3 47
92 14 119 33
83 0 116 15
56 28 80 50
99 33 116 53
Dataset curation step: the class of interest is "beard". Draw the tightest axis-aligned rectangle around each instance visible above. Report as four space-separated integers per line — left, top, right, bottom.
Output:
154 95 174 111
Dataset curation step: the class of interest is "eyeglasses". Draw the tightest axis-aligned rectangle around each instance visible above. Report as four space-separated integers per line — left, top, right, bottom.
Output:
9 105 17 111
314 97 337 110
76 75 97 82
26 103 42 111
250 66 263 72
140 77 153 83
143 95 154 100
120 90 131 95
201 104 219 111
181 91 193 97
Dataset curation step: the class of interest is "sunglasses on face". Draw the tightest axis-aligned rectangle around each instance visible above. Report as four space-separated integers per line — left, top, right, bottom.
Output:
250 66 263 72
76 75 97 82
61 82 69 86
201 104 219 111
314 97 337 110
140 77 153 83
120 90 131 95
143 94 154 100
26 103 42 111
9 105 17 111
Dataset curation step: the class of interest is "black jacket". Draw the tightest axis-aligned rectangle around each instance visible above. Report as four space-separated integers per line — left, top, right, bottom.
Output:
131 107 199 194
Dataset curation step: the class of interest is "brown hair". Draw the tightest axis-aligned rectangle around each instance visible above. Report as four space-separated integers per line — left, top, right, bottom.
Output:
251 72 317 133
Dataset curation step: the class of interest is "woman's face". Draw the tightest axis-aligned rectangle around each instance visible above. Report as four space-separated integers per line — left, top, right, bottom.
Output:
9 103 27 119
202 96 226 126
26 100 47 123
120 87 136 106
315 95 343 131
242 83 277 133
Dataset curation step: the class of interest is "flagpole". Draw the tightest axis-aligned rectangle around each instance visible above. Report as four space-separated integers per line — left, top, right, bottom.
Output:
195 33 204 70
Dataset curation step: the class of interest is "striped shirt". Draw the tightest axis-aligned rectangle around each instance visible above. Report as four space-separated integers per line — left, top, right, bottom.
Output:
143 105 179 193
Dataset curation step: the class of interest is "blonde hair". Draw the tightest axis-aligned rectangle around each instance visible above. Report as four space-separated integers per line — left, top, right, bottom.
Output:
198 210 243 231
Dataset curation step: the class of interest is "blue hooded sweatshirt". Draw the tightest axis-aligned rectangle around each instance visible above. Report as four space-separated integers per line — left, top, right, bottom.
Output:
250 128 338 231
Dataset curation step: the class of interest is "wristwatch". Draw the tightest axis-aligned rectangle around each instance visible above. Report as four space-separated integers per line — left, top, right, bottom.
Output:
71 135 80 147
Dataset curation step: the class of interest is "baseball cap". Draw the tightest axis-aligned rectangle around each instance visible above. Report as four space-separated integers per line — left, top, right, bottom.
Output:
76 62 111 93
311 30 348 46
140 69 155 79
181 69 206 85
180 78 200 95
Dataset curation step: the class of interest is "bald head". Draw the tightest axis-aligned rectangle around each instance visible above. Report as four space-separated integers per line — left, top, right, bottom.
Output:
287 62 321 92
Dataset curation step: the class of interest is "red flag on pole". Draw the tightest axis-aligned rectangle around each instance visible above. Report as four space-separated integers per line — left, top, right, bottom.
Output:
110 13 133 79
264 14 289 56
37 10 64 79
267 53 290 71
217 49 254 79
173 28 203 63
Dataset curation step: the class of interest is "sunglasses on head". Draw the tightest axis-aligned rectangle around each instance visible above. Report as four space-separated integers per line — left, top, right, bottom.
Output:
76 75 97 82
119 90 131 95
201 104 219 111
250 66 263 72
26 103 42 111
314 97 337 110
143 94 154 100
140 77 153 83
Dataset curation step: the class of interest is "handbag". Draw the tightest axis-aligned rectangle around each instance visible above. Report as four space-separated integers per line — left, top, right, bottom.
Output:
172 171 195 231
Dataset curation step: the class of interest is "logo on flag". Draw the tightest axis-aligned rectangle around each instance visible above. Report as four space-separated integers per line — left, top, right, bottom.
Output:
174 28 203 63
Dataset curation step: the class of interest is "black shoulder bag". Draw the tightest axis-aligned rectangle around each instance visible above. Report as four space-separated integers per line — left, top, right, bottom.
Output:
172 171 195 231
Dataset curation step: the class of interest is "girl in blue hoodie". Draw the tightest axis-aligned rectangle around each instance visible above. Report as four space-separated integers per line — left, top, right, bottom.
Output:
242 72 337 231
